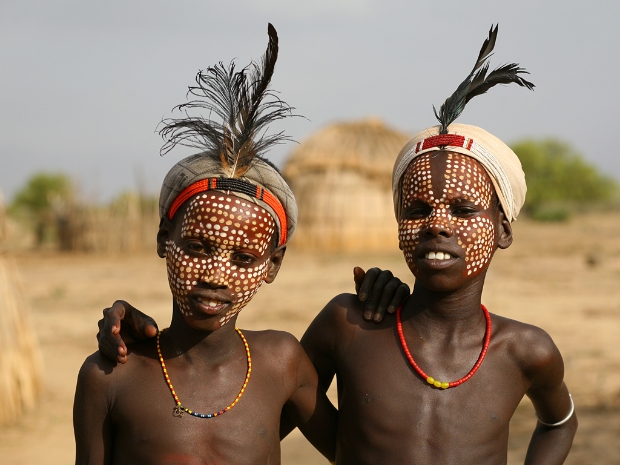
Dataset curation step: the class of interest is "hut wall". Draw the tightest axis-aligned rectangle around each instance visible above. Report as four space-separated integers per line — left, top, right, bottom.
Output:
290 169 399 252
60 194 159 254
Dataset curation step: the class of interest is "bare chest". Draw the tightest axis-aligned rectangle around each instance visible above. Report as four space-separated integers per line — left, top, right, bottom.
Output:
108 357 287 465
334 326 527 465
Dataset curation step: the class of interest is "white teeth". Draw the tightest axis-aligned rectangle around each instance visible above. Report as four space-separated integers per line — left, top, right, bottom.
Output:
196 297 224 307
425 252 452 260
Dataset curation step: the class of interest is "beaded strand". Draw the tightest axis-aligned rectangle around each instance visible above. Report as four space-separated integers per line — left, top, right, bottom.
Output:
396 304 492 389
156 327 252 418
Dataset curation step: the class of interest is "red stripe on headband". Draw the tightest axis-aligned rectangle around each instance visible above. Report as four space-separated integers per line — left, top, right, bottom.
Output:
168 179 213 220
261 189 288 244
167 178 288 246
419 134 466 152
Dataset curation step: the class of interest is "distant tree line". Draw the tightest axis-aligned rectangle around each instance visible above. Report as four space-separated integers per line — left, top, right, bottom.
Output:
511 139 617 221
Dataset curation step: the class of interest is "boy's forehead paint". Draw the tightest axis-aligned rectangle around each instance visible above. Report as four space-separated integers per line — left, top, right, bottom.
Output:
165 193 276 327
398 153 496 278
401 152 493 209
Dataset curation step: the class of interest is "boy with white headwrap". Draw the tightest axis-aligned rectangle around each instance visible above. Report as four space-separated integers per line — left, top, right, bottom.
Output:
302 25 576 464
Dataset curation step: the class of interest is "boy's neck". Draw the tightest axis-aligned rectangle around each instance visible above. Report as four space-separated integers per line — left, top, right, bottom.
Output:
407 273 487 332
162 309 242 362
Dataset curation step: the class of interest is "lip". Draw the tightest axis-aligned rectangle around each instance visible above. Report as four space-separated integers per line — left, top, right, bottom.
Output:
188 291 232 315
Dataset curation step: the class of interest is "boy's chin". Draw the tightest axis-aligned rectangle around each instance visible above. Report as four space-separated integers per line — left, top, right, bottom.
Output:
411 269 487 293
181 314 237 332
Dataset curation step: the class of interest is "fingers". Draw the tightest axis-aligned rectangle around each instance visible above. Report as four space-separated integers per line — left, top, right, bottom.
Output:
362 271 411 323
385 283 411 316
98 301 128 363
353 267 366 296
123 302 159 340
356 267 381 303
362 269 393 321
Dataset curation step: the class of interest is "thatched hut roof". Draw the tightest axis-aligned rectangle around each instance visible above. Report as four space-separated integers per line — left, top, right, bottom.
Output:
284 117 409 185
282 118 410 252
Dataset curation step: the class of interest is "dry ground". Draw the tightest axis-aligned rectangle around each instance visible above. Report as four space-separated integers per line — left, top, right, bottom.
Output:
1 212 620 464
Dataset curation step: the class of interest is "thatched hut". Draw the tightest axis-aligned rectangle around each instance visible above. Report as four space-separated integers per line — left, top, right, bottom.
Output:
0 192 43 425
283 118 410 252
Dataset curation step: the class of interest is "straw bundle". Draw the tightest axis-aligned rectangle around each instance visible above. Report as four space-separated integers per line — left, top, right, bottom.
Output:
283 118 410 252
0 195 43 425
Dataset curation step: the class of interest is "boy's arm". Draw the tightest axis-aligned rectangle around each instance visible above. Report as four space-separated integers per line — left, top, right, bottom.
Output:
520 329 577 465
281 334 338 462
74 354 115 465
280 296 345 443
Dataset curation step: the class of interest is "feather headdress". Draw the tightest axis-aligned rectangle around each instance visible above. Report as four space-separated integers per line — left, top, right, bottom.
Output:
159 23 293 178
157 24 299 245
433 24 535 134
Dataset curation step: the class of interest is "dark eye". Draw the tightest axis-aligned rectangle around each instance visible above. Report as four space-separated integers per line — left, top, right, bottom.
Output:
232 253 257 265
452 205 477 217
403 205 430 219
186 241 206 253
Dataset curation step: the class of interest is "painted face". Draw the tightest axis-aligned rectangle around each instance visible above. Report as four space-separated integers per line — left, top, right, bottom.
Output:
399 152 497 284
165 192 276 328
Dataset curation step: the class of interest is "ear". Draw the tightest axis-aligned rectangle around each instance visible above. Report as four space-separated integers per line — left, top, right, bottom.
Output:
497 209 513 250
157 218 172 258
264 245 286 283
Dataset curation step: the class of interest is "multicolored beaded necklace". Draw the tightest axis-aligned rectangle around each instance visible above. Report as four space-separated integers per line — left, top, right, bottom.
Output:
396 303 492 389
156 327 252 418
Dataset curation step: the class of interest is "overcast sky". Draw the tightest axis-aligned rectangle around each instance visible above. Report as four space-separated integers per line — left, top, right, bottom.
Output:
1 0 619 202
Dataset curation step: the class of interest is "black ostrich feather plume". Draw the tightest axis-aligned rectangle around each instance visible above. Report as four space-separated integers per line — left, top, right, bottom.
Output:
158 23 294 178
433 24 535 134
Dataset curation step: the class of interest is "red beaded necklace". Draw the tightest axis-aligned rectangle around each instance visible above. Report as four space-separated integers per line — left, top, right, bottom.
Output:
396 303 492 389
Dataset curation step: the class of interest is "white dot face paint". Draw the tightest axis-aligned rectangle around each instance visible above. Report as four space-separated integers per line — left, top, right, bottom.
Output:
398 152 497 283
165 192 276 328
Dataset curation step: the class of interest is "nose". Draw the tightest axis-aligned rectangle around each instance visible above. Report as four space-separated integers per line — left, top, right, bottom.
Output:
423 210 453 238
197 259 229 289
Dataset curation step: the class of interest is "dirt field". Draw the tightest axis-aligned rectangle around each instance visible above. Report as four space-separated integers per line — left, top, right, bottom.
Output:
1 212 620 464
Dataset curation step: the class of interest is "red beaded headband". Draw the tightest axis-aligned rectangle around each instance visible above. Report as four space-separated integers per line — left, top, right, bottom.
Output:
168 177 288 246
414 133 474 153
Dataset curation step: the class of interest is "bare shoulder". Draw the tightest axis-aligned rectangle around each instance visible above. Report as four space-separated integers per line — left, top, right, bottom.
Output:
492 314 563 382
242 329 305 364
78 350 119 382
314 292 371 330
75 350 121 404
77 339 154 391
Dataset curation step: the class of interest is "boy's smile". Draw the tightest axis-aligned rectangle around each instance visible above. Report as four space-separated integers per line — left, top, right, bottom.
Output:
399 151 499 289
162 192 277 329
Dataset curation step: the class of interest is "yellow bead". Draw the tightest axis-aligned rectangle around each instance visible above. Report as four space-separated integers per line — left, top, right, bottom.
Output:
441 382 450 389
433 380 442 388
427 377 435 385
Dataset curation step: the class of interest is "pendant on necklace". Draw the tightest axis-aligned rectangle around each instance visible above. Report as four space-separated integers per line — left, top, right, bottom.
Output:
173 405 185 417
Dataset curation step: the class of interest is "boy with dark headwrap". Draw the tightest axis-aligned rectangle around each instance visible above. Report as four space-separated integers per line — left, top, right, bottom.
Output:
94 26 576 464
73 24 342 464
